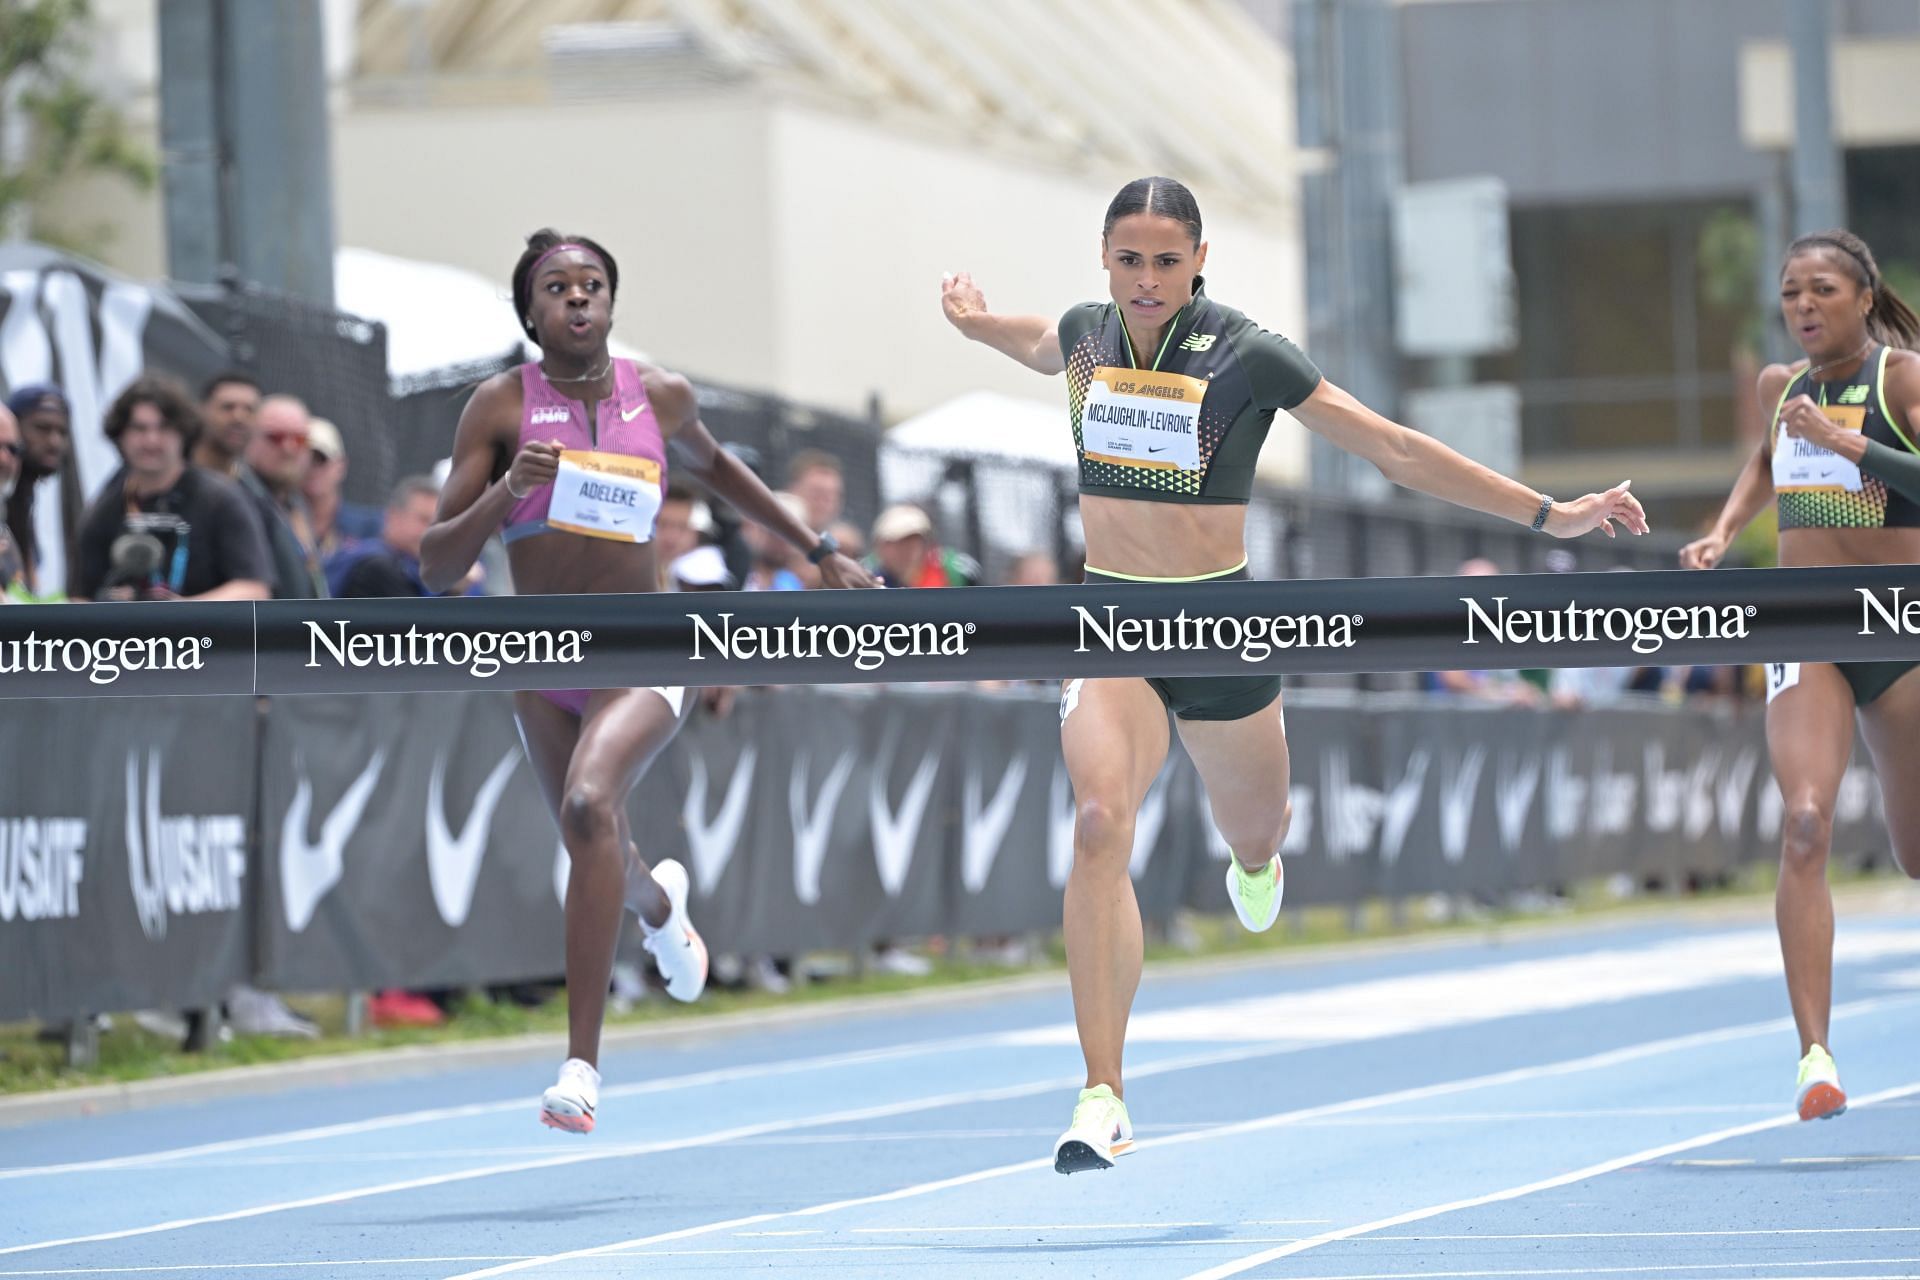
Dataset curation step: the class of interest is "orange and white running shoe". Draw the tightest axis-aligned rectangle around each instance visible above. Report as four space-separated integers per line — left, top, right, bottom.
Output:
1795 1044 1847 1122
540 1057 599 1134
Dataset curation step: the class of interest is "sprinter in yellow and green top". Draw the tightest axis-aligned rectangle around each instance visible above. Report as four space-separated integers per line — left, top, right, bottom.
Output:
941 175 1648 1176
1684 228 1920 1126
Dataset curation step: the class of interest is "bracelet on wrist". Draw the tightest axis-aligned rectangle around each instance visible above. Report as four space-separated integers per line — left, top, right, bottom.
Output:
505 474 529 501
1530 495 1554 533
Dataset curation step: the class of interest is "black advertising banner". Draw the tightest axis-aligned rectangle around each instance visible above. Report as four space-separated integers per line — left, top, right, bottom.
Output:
0 602 255 699
3 566 1920 700
0 698 257 1020
0 687 1886 1020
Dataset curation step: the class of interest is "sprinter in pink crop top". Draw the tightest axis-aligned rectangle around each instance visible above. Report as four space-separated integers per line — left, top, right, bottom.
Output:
421 230 875 1133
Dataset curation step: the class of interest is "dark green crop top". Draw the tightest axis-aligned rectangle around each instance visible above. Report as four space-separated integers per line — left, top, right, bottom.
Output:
1059 283 1321 504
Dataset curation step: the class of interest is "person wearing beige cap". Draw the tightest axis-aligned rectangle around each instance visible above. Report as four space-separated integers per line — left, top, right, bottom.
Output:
302 417 367 560
867 503 979 588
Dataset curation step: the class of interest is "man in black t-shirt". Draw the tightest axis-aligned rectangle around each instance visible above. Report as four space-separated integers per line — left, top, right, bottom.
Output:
72 375 272 603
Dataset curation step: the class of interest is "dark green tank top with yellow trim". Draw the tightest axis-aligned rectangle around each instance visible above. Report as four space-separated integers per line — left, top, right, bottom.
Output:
1770 345 1920 530
1059 284 1321 505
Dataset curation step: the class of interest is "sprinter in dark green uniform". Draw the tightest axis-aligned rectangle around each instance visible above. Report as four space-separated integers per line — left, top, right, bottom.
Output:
1683 228 1920 1122
942 176 1648 1174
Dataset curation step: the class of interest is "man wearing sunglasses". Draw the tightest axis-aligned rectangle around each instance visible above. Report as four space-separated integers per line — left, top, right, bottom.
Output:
237 393 326 598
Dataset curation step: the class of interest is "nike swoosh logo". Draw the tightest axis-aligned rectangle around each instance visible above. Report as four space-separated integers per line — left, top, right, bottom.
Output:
620 403 645 422
1148 445 1169 454
685 745 759 896
126 750 166 942
280 750 388 933
792 748 857 906
425 749 521 928
962 754 1028 893
870 729 941 898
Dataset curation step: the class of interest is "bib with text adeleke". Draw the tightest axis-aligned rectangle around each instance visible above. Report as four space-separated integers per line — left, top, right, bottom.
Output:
1081 367 1208 474
1773 403 1866 494
547 450 662 542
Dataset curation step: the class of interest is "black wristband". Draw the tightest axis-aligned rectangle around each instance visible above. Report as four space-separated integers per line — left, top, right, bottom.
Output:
805 532 840 566
1530 495 1554 532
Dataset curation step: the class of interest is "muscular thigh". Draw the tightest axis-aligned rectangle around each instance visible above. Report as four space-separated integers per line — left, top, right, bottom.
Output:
1857 664 1920 874
1175 696 1290 841
1766 662 1856 811
1060 677 1171 809
568 687 689 796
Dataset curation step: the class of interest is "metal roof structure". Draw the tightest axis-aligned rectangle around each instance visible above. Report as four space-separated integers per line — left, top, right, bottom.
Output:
357 0 1298 210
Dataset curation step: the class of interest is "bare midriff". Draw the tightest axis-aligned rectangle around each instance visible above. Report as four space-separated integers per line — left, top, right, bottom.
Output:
507 536 658 599
1080 494 1249 578
1779 526 1920 570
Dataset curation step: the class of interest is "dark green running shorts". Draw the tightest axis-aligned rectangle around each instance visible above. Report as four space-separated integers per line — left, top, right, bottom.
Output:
1080 562 1283 722
1840 659 1919 706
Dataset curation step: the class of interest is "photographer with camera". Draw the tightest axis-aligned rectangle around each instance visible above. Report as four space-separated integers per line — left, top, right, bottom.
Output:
71 375 272 604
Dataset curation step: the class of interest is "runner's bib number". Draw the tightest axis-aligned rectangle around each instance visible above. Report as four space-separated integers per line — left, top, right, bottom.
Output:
1765 661 1801 704
1773 405 1865 493
1082 367 1209 473
547 450 662 543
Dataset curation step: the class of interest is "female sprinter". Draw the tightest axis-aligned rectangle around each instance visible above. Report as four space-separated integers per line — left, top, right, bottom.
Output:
1682 228 1920 1122
423 230 874 1133
941 177 1646 1174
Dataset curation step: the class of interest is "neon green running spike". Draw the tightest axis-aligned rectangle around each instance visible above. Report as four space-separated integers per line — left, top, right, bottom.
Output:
1226 855 1283 932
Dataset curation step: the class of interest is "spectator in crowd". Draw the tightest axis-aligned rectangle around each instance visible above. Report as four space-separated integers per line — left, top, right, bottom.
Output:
71 375 272 603
826 519 866 566
742 491 811 591
866 503 980 588
784 449 845 533
654 484 711 589
194 371 260 479
325 475 451 598
1423 557 1540 704
303 417 381 561
0 403 24 598
238 394 325 598
4 383 77 595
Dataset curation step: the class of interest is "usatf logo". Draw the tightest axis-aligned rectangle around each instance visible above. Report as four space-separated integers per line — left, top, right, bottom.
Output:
530 406 570 425
1858 586 1920 634
1178 332 1217 352
1461 597 1755 656
1073 605 1361 661
125 751 246 942
0 816 87 922
687 614 973 673
304 622 590 678
1837 384 1870 405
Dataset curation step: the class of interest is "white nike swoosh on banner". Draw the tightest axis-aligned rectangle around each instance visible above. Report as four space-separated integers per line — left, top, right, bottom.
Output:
620 403 644 421
426 749 521 928
685 745 758 896
280 750 388 933
1047 765 1076 890
125 750 166 942
791 749 856 906
961 754 1028 894
871 748 940 898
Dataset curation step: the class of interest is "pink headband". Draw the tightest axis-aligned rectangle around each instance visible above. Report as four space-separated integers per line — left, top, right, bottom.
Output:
529 242 606 278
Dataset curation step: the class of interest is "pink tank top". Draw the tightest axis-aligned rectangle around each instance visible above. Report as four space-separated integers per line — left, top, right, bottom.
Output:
502 360 669 543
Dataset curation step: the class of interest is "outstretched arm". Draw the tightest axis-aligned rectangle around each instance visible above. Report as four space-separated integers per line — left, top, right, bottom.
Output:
940 272 1065 376
653 373 877 589
1291 378 1648 539
421 376 549 594
1683 365 1793 569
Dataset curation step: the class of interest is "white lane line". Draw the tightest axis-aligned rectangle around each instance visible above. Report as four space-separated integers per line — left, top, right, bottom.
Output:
435 1001 1892 1280
0 1030 1041 1182
0 1041 1283 1259
1376 1228 1920 1241
0 1261 530 1277
1186 1265 1920 1280
849 1221 1217 1233
1177 1080 1920 1280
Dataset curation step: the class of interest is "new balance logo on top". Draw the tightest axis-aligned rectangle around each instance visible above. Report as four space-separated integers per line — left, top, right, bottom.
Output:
1837 384 1870 405
1178 333 1217 352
